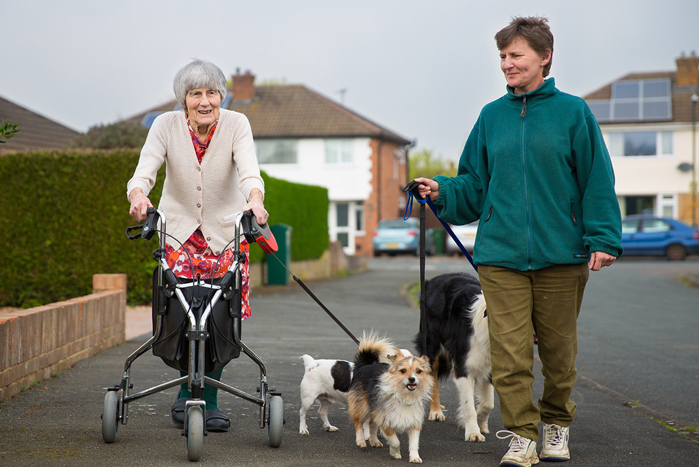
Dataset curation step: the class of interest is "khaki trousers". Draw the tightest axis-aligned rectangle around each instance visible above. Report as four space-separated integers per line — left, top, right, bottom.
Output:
478 263 589 441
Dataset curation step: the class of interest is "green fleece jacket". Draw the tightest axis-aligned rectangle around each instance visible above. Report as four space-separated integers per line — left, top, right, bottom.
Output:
434 78 622 271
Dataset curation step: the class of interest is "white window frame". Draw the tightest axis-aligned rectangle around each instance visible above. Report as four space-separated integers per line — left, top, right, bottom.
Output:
608 130 673 158
324 139 353 165
256 139 298 164
329 200 365 254
658 193 677 219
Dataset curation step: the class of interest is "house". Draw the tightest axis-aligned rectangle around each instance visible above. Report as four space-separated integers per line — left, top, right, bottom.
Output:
0 95 81 152
583 52 699 225
131 70 414 255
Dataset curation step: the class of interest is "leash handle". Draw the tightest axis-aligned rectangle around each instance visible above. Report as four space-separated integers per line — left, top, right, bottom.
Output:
402 183 478 273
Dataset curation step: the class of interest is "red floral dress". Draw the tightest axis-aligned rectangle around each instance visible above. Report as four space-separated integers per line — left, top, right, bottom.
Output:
164 118 251 319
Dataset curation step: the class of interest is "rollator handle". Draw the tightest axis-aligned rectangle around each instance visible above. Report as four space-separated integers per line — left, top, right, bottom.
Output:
241 210 279 254
125 207 160 240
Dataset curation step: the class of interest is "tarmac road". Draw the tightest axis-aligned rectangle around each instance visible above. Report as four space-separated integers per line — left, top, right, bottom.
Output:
0 256 697 466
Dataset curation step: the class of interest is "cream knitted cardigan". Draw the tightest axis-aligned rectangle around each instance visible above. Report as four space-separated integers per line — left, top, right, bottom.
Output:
127 109 265 253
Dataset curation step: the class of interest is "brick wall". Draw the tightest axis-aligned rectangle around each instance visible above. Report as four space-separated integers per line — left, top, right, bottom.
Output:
0 274 126 400
358 138 409 255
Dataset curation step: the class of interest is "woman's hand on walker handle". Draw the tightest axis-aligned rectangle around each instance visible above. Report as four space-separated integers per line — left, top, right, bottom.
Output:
589 251 616 271
243 188 269 225
129 188 153 223
413 177 440 202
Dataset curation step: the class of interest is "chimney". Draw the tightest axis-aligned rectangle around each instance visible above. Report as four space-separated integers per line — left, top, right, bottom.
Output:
676 51 699 87
232 69 256 102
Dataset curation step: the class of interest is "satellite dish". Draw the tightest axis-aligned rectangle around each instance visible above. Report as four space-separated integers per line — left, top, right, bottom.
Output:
677 162 693 172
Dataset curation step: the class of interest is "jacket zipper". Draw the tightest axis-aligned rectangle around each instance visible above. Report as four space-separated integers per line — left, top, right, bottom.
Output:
520 95 532 269
570 200 577 226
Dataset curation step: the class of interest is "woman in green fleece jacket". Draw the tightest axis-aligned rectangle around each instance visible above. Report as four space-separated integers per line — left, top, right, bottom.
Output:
416 17 622 467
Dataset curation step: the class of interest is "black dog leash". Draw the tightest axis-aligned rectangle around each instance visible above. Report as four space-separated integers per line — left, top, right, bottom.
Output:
267 253 360 345
402 183 429 356
402 181 481 357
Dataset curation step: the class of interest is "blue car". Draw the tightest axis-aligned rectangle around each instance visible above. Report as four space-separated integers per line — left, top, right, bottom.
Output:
621 215 699 260
372 218 435 257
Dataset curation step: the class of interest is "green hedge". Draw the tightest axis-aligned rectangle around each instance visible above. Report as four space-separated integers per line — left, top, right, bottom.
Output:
0 150 328 307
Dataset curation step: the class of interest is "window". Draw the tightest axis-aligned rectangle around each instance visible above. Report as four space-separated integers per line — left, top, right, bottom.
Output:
660 194 676 218
257 139 298 164
641 218 671 233
337 232 349 248
587 78 672 122
621 219 639 234
355 201 364 232
336 202 349 227
624 196 654 216
608 131 673 157
325 139 352 164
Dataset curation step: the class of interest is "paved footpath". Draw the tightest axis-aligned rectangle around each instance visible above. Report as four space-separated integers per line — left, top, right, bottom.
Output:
0 263 697 466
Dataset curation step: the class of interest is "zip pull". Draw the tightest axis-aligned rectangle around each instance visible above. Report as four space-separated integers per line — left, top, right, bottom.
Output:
520 95 527 118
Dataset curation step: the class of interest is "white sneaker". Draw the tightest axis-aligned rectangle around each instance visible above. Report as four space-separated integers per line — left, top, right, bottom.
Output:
497 430 540 467
540 423 570 461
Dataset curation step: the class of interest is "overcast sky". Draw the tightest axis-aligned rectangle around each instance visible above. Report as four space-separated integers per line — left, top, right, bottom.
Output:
2 0 697 160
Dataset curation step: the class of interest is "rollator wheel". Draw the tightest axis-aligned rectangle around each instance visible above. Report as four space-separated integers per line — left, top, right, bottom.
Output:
185 405 204 461
267 395 283 448
101 391 120 443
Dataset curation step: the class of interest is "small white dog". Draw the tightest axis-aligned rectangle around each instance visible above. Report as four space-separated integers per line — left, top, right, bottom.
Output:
299 337 410 435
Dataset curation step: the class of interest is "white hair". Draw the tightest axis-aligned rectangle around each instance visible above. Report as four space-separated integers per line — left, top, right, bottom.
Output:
173 59 227 110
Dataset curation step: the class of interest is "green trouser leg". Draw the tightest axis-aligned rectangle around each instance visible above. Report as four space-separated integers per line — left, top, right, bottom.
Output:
478 264 588 442
179 367 224 410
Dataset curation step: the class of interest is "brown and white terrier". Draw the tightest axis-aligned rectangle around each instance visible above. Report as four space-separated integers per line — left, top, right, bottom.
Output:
347 333 433 463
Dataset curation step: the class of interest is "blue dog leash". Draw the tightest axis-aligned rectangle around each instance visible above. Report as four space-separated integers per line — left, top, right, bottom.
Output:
402 183 478 273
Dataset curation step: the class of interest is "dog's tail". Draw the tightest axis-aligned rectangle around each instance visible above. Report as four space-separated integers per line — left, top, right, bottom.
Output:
469 293 490 348
354 331 396 367
301 354 317 372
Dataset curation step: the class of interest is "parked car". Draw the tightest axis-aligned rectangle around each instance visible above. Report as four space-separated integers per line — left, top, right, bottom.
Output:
373 218 435 256
621 215 699 260
445 221 479 256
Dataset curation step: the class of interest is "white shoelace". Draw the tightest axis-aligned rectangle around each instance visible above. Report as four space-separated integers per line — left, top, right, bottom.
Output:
544 424 567 448
496 430 531 453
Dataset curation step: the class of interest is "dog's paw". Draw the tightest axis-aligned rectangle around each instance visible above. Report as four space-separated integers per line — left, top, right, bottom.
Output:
324 424 338 432
465 431 486 443
428 411 446 422
478 424 490 435
409 456 423 463
370 439 383 448
299 428 310 435
356 439 367 448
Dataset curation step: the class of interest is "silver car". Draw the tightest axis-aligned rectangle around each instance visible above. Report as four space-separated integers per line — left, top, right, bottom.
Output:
445 221 479 255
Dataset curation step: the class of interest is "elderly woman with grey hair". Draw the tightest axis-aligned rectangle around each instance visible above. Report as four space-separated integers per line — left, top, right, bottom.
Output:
127 59 268 433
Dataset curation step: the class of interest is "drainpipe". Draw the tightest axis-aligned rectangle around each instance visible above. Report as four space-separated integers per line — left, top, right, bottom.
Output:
404 138 417 186
376 135 384 222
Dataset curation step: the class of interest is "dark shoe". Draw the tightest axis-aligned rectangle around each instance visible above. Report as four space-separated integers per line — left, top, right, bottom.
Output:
206 408 230 432
171 397 188 428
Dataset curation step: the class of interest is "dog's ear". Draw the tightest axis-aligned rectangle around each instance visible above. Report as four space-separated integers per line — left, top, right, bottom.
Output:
387 354 398 362
419 355 431 365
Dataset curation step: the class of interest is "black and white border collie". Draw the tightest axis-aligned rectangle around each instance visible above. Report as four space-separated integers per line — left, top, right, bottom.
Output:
414 272 494 442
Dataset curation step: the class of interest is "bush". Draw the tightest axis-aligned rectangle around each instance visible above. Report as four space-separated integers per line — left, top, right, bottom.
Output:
69 121 148 149
0 150 328 307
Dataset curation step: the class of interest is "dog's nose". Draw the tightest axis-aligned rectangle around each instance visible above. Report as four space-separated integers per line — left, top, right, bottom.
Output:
408 377 415 383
